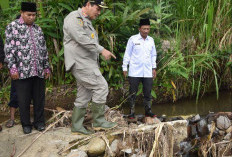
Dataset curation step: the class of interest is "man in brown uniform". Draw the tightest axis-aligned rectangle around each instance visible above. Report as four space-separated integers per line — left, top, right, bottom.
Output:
63 0 117 135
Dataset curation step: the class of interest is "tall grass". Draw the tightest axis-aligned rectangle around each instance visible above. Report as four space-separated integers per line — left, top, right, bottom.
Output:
0 0 231 104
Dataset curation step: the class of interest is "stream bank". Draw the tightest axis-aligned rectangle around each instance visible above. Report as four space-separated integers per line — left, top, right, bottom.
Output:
0 106 231 157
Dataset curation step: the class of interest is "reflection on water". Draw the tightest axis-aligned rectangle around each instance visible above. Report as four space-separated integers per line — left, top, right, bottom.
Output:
122 91 232 117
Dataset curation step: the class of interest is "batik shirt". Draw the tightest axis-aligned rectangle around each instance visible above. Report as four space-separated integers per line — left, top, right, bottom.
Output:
122 33 157 77
4 16 50 79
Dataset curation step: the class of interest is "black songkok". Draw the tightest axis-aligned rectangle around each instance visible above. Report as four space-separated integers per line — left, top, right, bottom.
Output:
21 2 37 12
139 19 150 26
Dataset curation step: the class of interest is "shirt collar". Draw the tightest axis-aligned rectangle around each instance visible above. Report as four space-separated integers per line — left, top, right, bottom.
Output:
78 8 90 20
19 16 24 24
18 16 35 26
138 33 149 40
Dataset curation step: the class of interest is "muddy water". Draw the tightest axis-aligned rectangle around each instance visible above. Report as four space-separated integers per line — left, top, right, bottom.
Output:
122 91 232 117
0 91 231 123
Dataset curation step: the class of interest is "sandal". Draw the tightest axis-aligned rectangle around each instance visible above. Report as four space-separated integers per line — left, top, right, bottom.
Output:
5 119 15 128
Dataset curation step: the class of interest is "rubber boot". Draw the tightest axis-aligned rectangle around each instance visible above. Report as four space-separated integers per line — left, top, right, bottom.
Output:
128 101 135 119
91 103 117 130
144 101 157 117
71 107 93 135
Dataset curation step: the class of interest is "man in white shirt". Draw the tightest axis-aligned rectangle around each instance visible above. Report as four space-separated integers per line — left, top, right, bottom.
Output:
122 19 157 119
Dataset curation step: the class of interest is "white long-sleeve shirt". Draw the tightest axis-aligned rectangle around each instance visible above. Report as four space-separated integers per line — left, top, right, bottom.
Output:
122 33 157 77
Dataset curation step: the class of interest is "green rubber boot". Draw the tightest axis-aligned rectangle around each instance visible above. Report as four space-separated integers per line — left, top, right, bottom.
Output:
91 103 117 130
71 107 93 135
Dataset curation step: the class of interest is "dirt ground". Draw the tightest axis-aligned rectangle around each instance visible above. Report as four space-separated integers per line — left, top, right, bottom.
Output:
0 124 85 157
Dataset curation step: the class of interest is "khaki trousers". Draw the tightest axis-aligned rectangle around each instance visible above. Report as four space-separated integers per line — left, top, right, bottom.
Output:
71 67 108 108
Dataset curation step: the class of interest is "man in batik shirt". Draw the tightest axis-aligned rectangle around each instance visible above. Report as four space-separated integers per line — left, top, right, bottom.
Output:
5 2 50 134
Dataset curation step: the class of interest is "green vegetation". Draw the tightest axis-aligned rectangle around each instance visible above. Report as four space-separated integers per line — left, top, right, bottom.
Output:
0 0 231 105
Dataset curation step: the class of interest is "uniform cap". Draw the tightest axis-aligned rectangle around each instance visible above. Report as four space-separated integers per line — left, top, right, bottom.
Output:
88 0 108 8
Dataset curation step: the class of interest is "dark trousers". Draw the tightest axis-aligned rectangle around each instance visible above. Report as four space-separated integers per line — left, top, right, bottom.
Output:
8 80 18 108
128 77 153 104
15 77 45 127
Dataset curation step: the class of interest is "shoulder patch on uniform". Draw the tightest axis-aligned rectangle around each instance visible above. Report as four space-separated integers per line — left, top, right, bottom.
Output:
76 17 83 26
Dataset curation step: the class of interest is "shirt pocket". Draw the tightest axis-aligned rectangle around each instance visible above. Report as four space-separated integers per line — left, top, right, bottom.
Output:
134 44 142 50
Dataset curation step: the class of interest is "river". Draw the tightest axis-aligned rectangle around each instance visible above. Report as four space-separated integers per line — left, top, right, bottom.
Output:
122 91 232 117
0 91 231 123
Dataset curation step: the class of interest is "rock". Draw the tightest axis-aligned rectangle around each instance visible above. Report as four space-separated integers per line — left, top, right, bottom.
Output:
207 124 219 136
165 120 188 153
197 119 209 137
170 117 184 121
0 125 2 132
189 124 197 137
87 137 106 156
189 114 201 123
67 150 88 157
110 139 119 153
78 145 88 152
217 112 232 119
154 117 161 124
219 130 226 136
187 124 197 137
144 117 161 125
144 117 154 124
121 148 132 154
226 126 232 133
224 133 231 140
161 114 167 122
130 154 146 157
216 116 231 130
206 113 217 124
105 105 110 112
179 141 192 155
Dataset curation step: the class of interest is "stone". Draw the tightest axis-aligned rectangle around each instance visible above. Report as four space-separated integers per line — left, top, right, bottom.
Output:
188 124 197 137
121 148 132 154
144 117 161 125
219 130 226 136
130 154 146 157
78 145 88 152
170 117 184 121
110 139 119 153
216 116 231 130
179 141 192 154
165 120 188 153
197 119 209 137
206 113 216 124
87 137 106 156
189 114 201 123
161 114 167 122
67 150 88 157
217 112 232 119
224 133 231 140
226 126 232 133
